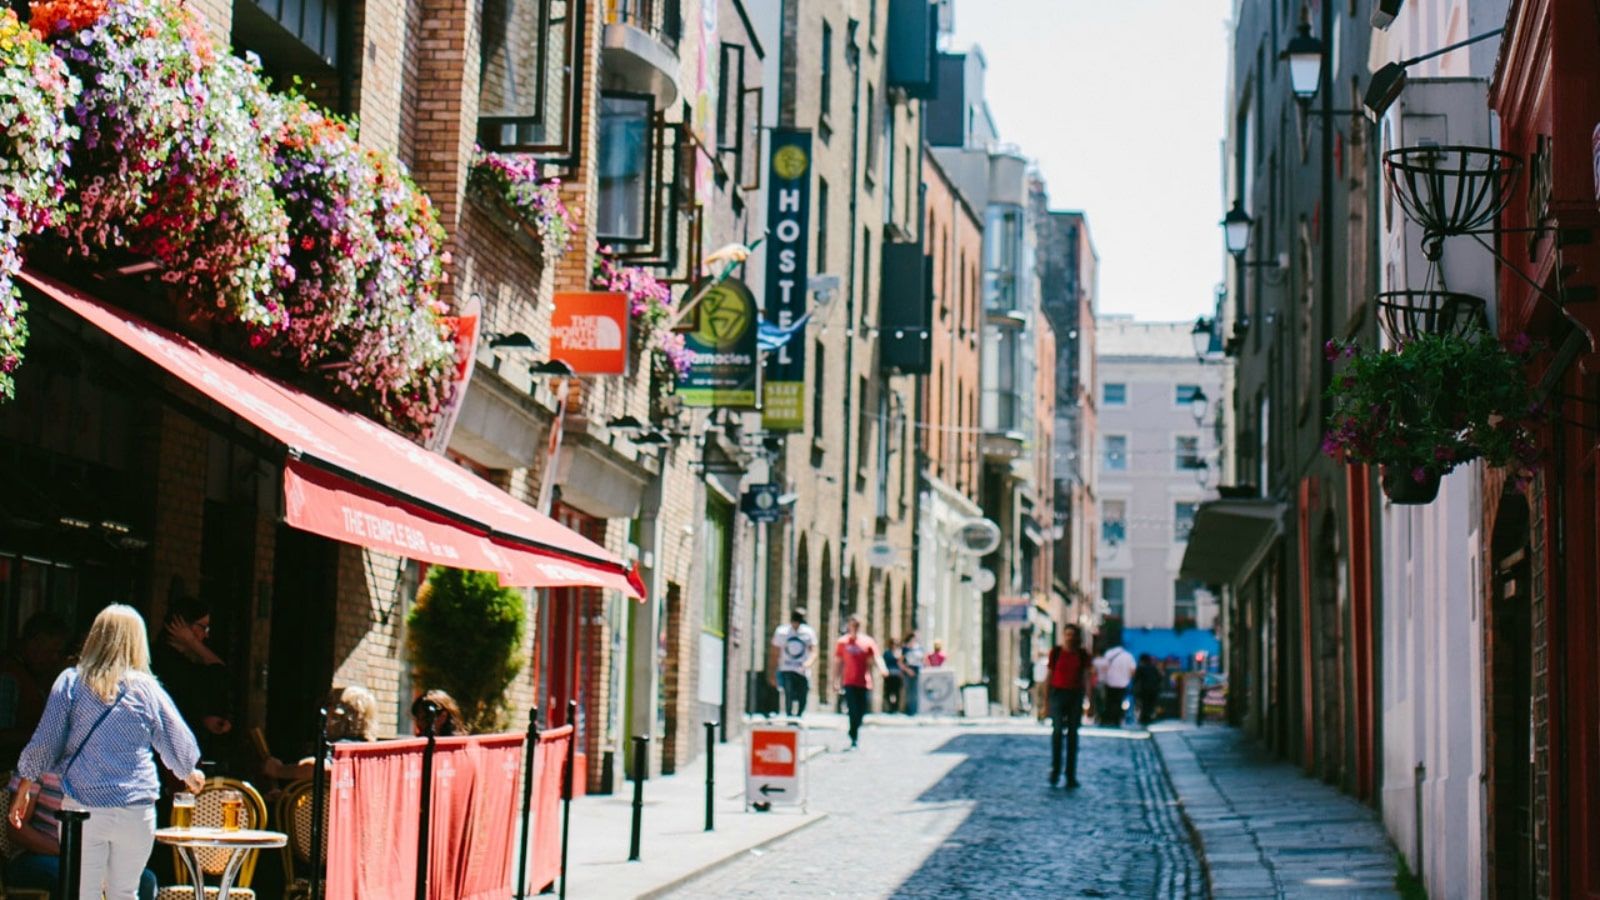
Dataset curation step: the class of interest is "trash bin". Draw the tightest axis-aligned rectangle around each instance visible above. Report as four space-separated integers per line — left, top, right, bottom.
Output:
960 684 988 719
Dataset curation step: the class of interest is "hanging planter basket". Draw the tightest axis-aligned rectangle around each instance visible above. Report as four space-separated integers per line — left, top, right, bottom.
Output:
1375 291 1489 343
1381 465 1443 505
1383 145 1522 237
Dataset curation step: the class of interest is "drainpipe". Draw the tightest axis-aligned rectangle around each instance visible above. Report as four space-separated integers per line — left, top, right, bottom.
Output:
1414 761 1425 878
838 20 861 628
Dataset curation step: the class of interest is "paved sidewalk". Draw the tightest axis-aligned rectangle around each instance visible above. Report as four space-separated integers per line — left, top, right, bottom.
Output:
1151 725 1401 898
561 734 826 899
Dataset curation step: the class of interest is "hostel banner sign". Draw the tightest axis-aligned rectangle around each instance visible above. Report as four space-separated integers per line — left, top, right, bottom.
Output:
680 277 759 407
762 129 813 430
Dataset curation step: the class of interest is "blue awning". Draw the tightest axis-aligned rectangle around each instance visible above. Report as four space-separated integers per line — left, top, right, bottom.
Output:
1120 627 1221 668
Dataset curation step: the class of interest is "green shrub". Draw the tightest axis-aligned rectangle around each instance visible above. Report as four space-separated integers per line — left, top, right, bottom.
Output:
406 567 526 733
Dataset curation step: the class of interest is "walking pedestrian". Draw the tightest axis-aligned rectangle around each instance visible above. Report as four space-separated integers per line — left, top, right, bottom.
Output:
768 608 818 717
1098 640 1137 728
831 615 886 750
1133 654 1165 726
12 604 204 900
900 633 924 716
881 640 904 713
1046 625 1092 788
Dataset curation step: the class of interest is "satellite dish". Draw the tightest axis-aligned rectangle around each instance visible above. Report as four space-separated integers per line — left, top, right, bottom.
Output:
954 518 1002 556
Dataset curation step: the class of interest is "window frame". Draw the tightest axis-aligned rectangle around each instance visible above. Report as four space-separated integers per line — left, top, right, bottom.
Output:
1100 498 1127 544
1103 434 1129 472
1174 433 1204 471
595 91 659 246
1174 500 1200 543
1102 382 1127 407
476 0 585 158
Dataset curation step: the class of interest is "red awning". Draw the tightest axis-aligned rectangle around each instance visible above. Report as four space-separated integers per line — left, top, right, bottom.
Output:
26 271 642 598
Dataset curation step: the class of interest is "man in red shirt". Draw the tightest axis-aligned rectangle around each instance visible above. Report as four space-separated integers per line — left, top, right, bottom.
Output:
832 615 887 749
1047 625 1092 788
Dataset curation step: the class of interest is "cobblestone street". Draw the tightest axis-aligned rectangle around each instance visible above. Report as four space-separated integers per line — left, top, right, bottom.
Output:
665 720 1201 899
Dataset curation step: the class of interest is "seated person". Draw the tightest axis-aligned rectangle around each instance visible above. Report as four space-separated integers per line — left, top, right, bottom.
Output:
4 773 157 900
0 613 71 771
410 690 465 737
263 686 380 782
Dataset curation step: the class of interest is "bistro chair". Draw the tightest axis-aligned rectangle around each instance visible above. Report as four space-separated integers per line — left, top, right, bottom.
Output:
157 777 267 900
276 779 326 900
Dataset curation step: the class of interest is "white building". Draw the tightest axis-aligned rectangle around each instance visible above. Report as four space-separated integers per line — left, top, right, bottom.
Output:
1372 3 1507 897
1095 318 1227 635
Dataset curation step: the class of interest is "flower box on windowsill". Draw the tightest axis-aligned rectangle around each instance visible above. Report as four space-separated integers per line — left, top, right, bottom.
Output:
466 184 547 270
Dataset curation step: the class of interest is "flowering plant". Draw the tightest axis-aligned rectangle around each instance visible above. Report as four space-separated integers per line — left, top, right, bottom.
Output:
468 147 573 258
1323 332 1544 491
38 0 291 331
0 8 78 398
269 96 380 359
593 247 691 376
315 151 456 437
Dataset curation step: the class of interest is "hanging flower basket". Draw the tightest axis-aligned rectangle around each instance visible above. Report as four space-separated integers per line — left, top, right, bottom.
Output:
1323 332 1545 504
1375 291 1489 343
1383 145 1521 238
1380 465 1442 505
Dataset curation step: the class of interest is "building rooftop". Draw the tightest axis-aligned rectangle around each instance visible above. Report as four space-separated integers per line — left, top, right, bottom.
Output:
1096 317 1200 360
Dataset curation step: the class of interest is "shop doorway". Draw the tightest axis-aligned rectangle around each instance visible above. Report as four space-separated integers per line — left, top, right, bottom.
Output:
1488 491 1532 900
265 526 337 759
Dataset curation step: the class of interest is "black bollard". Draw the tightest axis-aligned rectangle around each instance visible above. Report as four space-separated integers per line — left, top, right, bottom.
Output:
704 721 716 832
415 701 439 900
515 707 540 900
558 699 577 900
310 705 334 900
627 734 649 861
57 808 89 899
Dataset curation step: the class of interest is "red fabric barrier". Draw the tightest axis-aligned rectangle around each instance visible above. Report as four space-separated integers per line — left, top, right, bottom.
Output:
326 738 426 900
326 733 537 900
524 725 573 895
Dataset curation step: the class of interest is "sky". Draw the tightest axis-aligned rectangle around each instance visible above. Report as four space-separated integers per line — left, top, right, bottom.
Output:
950 0 1232 323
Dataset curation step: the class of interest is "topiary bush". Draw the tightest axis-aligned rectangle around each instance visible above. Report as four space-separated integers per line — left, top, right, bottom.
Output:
406 567 526 733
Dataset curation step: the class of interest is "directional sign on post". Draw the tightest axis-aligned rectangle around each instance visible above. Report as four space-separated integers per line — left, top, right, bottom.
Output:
746 723 804 809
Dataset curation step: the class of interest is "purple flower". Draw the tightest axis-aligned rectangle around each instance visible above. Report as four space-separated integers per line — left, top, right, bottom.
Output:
1412 467 1428 484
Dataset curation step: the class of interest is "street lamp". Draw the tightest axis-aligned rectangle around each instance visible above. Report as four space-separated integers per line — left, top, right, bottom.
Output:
1190 317 1214 359
1281 22 1325 100
1220 203 1285 269
1221 203 1252 258
1189 386 1210 425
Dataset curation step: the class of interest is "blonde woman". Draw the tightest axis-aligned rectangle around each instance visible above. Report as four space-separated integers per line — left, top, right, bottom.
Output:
263 685 381 781
11 605 203 900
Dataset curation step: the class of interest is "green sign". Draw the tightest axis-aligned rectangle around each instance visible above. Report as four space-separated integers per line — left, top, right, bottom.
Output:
679 277 758 408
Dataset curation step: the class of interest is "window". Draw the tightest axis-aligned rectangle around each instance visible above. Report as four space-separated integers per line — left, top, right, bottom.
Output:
1101 499 1126 544
1175 435 1203 470
476 0 581 152
1103 435 1127 471
716 43 746 161
816 178 830 271
1101 577 1126 619
856 375 871 478
983 207 1022 313
1174 501 1199 543
812 341 826 439
820 23 834 120
1174 579 1201 627
860 227 873 325
1102 382 1127 406
865 85 878 185
596 93 653 242
1175 383 1202 406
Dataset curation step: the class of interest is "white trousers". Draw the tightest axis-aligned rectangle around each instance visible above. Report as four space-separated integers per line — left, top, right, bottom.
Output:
63 800 156 900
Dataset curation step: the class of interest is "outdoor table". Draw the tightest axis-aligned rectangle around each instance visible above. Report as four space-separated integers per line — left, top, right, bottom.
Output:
154 827 287 898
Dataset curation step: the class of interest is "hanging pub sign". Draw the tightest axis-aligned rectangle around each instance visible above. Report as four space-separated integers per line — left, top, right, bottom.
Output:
679 277 759 408
762 129 813 431
549 291 630 375
424 292 482 454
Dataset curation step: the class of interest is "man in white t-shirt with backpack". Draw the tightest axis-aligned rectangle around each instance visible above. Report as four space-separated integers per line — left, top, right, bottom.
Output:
1097 642 1137 727
768 607 818 717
